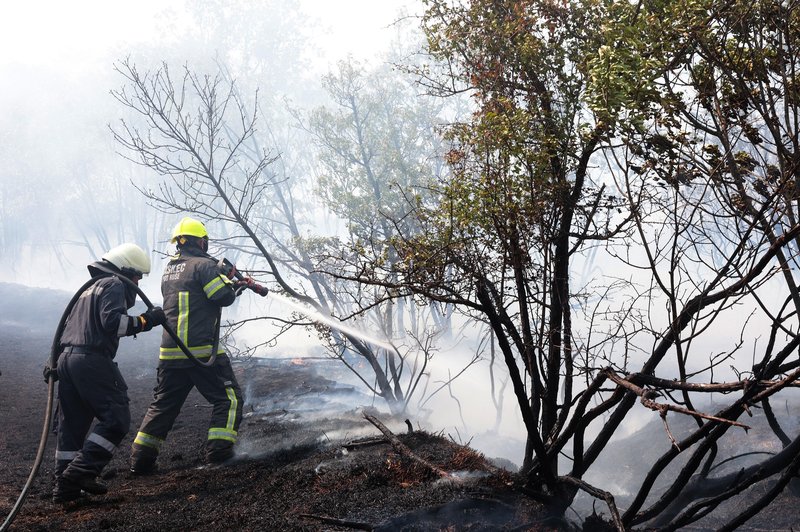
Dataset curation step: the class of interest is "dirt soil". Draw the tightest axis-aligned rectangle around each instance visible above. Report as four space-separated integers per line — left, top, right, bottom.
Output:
0 283 554 532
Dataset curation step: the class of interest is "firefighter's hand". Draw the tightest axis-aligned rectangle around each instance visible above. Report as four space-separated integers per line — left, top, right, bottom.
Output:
43 365 58 384
234 277 255 292
233 278 249 297
140 307 167 332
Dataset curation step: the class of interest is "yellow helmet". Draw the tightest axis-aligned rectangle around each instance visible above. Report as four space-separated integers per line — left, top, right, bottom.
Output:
170 217 209 244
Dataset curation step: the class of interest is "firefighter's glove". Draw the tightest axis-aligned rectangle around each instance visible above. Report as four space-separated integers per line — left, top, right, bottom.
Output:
43 365 58 384
233 278 249 297
235 277 268 297
140 307 167 332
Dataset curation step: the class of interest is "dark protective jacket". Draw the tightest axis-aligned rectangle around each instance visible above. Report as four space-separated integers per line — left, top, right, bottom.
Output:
55 261 142 484
130 246 241 469
158 246 236 366
60 262 145 357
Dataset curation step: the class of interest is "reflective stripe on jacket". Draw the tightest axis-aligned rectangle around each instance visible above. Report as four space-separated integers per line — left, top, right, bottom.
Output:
158 247 236 366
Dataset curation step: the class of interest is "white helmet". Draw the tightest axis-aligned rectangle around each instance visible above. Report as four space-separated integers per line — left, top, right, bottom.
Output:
102 243 151 276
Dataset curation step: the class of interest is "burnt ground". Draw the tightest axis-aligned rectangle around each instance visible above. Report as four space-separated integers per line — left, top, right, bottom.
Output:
0 283 555 532
4 283 800 531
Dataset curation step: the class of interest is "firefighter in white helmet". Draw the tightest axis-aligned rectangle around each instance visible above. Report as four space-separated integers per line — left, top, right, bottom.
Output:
130 217 243 474
51 243 167 503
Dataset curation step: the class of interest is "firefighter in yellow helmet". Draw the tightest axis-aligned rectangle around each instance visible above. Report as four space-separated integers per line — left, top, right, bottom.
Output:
130 217 243 474
52 243 166 503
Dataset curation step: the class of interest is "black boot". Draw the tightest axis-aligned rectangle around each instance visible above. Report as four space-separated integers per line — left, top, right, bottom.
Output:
52 477 85 504
130 461 158 476
206 443 234 464
62 472 108 495
130 445 159 475
130 450 159 475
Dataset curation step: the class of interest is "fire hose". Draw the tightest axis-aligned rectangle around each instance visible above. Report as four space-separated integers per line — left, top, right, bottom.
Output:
0 259 266 531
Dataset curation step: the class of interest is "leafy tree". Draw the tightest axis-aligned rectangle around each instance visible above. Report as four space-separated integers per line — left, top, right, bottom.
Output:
411 0 634 487
603 1 800 529
328 0 800 529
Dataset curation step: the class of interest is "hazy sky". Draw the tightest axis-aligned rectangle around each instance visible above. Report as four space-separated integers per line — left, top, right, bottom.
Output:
0 1 419 70
0 0 423 289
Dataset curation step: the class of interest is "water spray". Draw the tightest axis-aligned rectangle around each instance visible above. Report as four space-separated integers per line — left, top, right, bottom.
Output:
220 257 393 352
266 291 394 352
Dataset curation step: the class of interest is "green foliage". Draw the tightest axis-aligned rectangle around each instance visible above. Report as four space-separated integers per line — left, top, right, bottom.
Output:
309 59 443 245
415 0 634 284
621 0 799 216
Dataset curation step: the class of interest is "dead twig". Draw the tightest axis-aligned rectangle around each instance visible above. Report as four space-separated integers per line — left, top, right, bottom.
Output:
343 437 389 450
659 410 680 450
559 476 625 532
363 413 452 479
603 369 751 431
297 513 374 530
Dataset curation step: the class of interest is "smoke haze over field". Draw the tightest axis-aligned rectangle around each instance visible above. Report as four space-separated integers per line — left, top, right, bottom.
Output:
2 3 799 529
0 0 421 289
0 0 532 467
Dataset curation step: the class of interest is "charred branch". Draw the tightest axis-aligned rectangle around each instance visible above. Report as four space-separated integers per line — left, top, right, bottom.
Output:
626 342 800 525
762 398 791 448
558 476 624 532
297 513 374 531
343 437 390 451
654 431 800 529
603 369 751 431
629 373 800 393
363 413 452 479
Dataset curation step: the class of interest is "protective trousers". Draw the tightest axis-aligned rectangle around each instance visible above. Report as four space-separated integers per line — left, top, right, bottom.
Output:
131 357 242 469
55 352 130 480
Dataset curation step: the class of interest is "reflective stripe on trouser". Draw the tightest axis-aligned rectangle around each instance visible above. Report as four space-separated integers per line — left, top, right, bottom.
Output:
133 431 164 450
132 357 242 465
54 450 79 476
56 352 130 478
207 386 239 443
131 367 195 467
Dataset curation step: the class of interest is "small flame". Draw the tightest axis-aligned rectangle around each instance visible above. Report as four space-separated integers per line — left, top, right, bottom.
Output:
291 358 307 366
